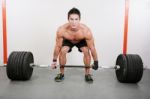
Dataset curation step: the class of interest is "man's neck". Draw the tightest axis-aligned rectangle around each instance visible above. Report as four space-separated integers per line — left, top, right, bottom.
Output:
70 28 79 32
70 26 80 32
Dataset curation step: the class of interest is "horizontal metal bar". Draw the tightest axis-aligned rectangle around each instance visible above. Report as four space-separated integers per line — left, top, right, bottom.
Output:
30 64 92 68
29 63 120 69
65 65 91 68
5 63 149 70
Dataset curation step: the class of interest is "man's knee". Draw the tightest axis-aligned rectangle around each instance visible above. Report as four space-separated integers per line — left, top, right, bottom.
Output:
60 47 70 55
81 47 90 55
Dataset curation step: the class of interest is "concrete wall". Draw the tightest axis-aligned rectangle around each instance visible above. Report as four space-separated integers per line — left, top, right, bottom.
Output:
0 0 150 68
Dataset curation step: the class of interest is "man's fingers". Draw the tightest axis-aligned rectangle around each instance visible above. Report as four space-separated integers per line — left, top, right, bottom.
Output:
51 61 57 69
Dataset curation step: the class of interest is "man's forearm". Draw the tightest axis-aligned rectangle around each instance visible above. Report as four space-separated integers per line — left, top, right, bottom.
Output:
53 46 61 60
90 47 98 61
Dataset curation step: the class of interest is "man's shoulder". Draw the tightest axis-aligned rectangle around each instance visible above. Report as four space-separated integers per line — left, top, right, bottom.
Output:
80 23 90 33
57 23 69 32
80 23 88 28
56 23 68 37
80 23 90 31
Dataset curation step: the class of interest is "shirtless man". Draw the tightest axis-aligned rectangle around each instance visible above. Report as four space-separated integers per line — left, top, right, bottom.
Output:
51 8 98 83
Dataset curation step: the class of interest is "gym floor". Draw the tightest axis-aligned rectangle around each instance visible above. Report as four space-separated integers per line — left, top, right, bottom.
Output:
0 66 150 99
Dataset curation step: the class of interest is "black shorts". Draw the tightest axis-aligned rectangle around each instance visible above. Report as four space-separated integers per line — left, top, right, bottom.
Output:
62 39 87 52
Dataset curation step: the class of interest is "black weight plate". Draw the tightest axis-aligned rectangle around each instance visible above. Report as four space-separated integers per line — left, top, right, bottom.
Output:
115 54 128 83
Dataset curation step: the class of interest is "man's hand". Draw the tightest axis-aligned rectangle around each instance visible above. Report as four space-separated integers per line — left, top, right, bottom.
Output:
51 59 57 69
92 60 99 70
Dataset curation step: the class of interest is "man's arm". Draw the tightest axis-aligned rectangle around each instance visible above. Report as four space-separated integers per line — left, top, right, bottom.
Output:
53 29 63 61
85 29 99 70
85 29 98 61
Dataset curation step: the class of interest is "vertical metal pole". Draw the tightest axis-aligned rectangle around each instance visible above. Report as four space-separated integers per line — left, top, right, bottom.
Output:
2 0 8 64
123 0 129 54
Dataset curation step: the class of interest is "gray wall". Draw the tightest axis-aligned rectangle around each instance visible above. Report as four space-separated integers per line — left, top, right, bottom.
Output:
0 0 150 69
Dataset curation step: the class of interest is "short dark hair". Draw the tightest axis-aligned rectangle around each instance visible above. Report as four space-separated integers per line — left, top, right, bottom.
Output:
68 7 81 20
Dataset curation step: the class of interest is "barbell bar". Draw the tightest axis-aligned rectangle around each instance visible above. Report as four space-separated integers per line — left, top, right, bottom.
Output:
5 51 144 83
29 63 121 70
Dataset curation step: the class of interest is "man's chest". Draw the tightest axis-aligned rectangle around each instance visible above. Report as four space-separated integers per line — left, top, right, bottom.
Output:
63 31 85 41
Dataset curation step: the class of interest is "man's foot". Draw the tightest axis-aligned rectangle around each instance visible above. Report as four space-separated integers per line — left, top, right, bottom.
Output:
54 73 64 82
85 74 93 83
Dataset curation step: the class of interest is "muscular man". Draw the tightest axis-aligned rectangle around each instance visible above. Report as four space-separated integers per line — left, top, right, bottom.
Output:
51 8 98 83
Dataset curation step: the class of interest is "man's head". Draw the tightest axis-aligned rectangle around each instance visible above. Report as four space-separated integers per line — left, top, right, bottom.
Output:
68 8 81 30
68 7 81 20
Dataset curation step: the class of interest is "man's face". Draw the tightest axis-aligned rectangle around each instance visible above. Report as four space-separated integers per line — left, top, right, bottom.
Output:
68 14 80 29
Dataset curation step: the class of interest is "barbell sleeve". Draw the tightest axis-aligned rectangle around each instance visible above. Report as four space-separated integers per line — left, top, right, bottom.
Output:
99 65 120 70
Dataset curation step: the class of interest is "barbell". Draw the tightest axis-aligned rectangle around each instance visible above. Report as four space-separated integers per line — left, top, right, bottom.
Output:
29 63 120 69
5 51 144 83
